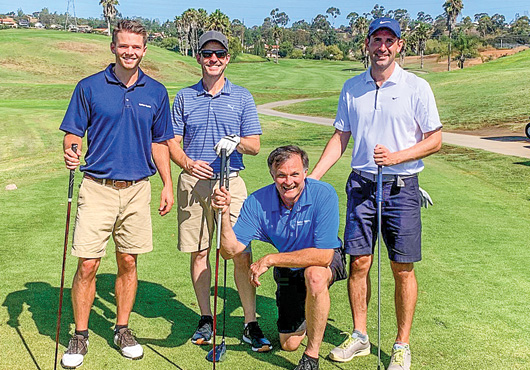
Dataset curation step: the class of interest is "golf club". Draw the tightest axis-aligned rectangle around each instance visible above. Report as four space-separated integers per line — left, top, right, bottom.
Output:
207 149 228 367
376 165 383 370
54 143 78 370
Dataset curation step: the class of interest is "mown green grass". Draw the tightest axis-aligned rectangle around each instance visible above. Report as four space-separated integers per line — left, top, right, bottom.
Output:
2 28 530 370
274 49 530 131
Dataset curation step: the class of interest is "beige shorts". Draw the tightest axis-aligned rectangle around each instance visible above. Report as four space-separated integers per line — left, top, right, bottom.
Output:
177 172 247 253
72 177 153 258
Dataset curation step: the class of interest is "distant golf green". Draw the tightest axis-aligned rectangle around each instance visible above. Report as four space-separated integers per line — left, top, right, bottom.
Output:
1 29 530 370
273 49 530 131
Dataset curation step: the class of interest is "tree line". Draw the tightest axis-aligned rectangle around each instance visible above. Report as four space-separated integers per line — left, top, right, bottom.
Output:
3 1 530 70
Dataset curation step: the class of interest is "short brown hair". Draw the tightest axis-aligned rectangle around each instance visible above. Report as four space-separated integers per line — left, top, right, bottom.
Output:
112 20 147 45
267 145 309 172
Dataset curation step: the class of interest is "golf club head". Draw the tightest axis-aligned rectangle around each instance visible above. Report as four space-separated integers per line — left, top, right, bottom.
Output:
206 341 227 363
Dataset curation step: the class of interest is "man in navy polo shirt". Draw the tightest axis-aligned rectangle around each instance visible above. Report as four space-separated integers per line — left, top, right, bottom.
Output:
59 20 174 368
212 146 347 370
169 31 270 351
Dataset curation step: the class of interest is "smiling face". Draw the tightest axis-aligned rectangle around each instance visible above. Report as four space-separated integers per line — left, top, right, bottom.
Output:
271 154 307 209
110 31 146 72
196 41 230 79
365 28 403 71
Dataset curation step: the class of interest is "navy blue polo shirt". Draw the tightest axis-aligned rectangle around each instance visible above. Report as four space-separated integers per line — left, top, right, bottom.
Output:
233 178 341 253
60 64 174 180
172 78 262 173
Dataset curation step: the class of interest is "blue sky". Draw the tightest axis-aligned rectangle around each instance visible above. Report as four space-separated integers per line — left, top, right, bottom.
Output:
3 0 529 26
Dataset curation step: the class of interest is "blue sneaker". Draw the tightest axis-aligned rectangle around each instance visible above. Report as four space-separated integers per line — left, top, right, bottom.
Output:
242 321 272 352
191 315 213 345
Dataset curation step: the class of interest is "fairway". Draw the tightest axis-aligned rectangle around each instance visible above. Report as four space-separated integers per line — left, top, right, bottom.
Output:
1 29 530 370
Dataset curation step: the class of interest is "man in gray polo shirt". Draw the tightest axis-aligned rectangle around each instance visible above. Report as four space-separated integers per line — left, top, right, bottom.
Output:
169 31 271 352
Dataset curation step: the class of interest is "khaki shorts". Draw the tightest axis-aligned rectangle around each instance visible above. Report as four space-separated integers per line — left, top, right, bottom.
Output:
177 172 246 253
72 177 153 258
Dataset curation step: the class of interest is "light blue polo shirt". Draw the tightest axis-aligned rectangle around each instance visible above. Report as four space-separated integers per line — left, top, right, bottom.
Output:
233 178 341 253
60 64 174 180
172 78 262 173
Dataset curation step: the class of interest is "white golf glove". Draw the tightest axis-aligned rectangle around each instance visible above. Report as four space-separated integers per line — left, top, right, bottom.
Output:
418 187 433 208
214 135 240 157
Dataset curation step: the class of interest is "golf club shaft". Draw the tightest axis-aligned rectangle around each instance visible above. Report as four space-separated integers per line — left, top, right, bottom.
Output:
222 157 230 340
377 165 382 370
212 149 227 370
54 143 77 370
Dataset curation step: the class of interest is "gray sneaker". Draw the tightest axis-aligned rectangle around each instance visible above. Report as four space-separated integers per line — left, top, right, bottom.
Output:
387 343 411 370
328 332 370 362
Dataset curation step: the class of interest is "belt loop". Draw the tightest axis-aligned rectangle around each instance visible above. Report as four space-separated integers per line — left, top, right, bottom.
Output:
102 179 107 186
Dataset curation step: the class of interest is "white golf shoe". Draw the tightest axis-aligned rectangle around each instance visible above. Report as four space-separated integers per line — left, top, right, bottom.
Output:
61 334 88 369
113 327 143 360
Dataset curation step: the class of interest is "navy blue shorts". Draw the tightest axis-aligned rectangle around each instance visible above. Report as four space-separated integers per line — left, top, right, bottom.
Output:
273 248 346 334
344 171 422 263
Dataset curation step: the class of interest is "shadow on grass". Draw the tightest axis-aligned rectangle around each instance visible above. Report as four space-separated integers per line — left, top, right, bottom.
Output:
2 275 387 369
514 160 530 167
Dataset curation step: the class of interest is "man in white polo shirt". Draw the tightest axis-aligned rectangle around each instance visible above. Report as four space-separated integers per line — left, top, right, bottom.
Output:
309 17 442 370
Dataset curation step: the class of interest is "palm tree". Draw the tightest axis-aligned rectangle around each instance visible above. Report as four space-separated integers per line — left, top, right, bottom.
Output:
443 0 464 71
354 16 369 68
99 0 118 37
207 9 231 36
452 32 479 69
414 22 431 69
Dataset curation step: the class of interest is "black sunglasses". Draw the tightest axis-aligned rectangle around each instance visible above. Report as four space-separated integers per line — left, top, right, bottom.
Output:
200 50 228 58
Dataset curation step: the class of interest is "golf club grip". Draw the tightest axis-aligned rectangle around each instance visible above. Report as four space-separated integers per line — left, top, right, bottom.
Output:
377 166 383 203
219 149 227 186
68 143 78 200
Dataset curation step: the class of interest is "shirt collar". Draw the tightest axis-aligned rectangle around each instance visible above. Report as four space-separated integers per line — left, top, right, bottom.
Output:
104 63 146 87
270 178 313 213
365 62 402 87
195 77 232 97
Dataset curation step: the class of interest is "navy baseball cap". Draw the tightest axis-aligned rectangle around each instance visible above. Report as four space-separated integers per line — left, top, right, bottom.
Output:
368 17 401 38
198 30 229 51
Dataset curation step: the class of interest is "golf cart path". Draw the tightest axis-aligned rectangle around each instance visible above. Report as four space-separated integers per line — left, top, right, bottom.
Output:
257 99 530 159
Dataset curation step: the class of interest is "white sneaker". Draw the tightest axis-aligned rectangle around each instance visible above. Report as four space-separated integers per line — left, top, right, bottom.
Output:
61 334 88 369
113 328 143 360
329 331 370 362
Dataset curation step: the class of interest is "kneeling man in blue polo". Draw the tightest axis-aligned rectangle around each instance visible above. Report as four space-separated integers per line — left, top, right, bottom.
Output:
212 145 346 370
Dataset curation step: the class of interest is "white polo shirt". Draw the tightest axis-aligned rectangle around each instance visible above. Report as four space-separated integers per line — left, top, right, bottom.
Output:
334 63 442 175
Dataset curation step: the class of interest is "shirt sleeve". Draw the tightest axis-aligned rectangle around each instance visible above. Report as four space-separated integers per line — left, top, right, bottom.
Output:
59 82 89 137
239 90 262 137
232 196 270 246
312 184 341 249
152 90 174 143
333 84 351 132
414 79 442 133
171 92 185 136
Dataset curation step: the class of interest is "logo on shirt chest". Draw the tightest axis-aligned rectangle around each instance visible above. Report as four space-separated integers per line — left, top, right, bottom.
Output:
139 103 152 108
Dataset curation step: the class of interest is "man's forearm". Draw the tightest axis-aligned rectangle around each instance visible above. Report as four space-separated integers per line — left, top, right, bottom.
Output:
220 210 247 259
261 248 334 269
237 135 260 156
152 141 172 186
384 128 442 166
168 137 192 171
63 133 83 152
310 129 350 180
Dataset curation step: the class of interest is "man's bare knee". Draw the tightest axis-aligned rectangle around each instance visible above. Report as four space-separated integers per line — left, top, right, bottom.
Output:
76 258 100 280
304 267 330 295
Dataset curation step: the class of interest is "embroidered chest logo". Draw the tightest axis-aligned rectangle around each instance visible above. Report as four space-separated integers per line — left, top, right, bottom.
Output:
139 103 152 108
